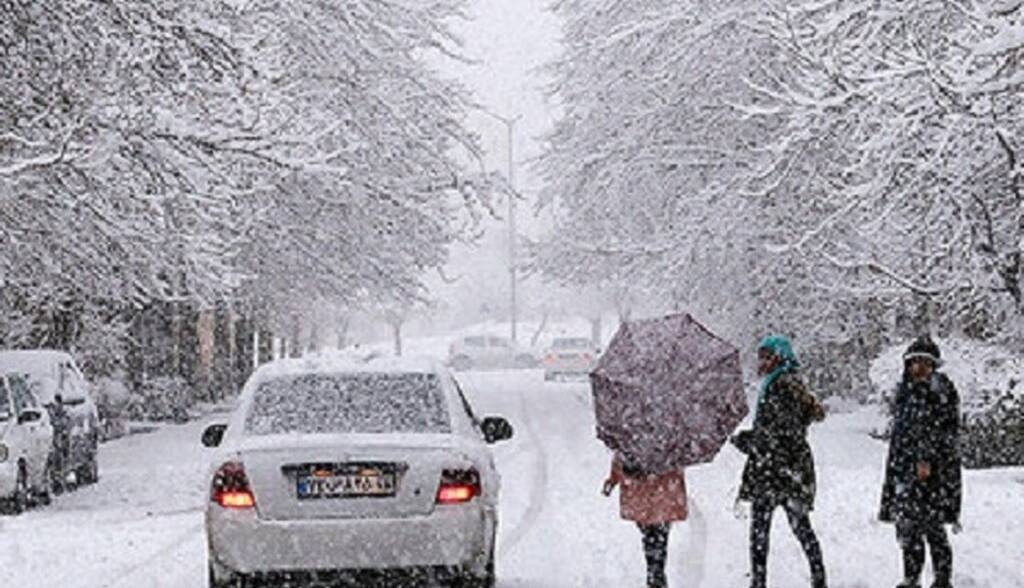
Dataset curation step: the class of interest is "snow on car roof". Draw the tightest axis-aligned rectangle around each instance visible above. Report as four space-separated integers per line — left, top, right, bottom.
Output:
249 353 449 384
0 349 74 375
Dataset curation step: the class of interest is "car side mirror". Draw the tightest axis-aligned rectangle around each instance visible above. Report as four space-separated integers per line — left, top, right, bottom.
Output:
481 416 514 444
202 423 228 448
18 409 43 425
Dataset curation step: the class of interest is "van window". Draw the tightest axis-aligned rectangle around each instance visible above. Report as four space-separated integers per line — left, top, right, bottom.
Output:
0 378 11 420
8 375 38 410
10 376 28 415
59 362 87 404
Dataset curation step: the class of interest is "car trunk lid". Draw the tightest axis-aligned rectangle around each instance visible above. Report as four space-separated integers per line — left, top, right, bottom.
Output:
239 434 469 521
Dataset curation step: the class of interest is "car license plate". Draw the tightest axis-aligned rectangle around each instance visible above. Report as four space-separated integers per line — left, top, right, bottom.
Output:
296 469 397 499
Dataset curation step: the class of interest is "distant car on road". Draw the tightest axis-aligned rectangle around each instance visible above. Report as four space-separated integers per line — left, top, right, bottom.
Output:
543 337 600 381
448 335 538 371
0 372 54 514
202 356 514 587
0 350 100 488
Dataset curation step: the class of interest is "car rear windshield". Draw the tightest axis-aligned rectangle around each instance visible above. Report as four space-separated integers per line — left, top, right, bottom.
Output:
245 372 451 435
553 338 592 349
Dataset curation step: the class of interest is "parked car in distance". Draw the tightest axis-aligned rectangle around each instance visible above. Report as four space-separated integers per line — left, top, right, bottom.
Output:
543 337 600 381
0 372 54 514
203 356 514 587
448 335 538 371
0 351 100 487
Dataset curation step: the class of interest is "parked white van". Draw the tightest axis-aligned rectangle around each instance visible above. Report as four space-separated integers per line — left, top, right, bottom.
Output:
0 372 54 514
0 351 100 488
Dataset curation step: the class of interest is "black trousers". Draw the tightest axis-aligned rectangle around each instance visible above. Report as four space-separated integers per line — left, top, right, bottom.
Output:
750 500 826 587
638 523 670 588
897 521 952 583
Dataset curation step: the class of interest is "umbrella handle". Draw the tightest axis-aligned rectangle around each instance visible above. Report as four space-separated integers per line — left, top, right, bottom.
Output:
601 478 617 497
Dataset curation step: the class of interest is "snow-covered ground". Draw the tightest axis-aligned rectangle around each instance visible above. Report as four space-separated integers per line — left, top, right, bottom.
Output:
2 371 1021 587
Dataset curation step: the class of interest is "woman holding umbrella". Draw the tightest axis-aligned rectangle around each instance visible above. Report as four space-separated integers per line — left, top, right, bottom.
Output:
732 335 827 588
602 452 687 588
590 313 751 588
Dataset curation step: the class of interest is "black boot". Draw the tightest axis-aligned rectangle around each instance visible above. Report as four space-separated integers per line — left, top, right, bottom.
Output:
646 569 667 588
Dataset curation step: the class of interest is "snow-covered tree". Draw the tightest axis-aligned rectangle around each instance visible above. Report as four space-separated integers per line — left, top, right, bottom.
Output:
0 1 253 361
538 0 1024 357
1 1 492 380
225 0 493 333
535 0 768 344
741 0 1024 341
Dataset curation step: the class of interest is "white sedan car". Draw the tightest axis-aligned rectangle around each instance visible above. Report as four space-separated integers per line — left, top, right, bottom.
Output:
203 356 513 587
542 337 600 381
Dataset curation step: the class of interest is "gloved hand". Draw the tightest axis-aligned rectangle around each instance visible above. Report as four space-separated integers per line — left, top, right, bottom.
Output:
731 430 754 455
951 521 963 535
732 498 748 521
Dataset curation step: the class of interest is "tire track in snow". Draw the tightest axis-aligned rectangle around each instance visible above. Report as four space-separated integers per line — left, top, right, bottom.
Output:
103 520 204 588
680 497 708 588
498 389 549 559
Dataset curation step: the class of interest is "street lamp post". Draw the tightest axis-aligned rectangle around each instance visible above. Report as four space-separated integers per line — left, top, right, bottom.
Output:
480 109 522 343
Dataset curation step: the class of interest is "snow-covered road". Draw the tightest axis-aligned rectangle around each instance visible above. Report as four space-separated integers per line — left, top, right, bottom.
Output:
2 371 1021 587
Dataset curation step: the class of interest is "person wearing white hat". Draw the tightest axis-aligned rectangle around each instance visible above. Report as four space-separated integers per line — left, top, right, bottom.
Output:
879 336 963 588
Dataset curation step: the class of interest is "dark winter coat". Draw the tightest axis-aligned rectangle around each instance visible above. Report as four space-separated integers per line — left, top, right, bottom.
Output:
734 372 825 508
879 372 962 525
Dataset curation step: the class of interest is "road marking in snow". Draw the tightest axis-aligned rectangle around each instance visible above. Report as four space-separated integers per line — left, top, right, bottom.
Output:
680 497 708 588
498 390 549 560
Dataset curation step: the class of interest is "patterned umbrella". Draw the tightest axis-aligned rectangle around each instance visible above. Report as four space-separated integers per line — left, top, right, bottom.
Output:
591 313 748 473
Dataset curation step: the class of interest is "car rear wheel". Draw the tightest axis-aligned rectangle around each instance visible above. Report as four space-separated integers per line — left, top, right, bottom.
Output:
35 462 52 506
209 563 249 588
1 463 29 515
78 452 99 486
446 544 495 588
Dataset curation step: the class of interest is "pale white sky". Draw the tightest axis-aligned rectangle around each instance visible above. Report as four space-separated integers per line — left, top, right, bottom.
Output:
426 0 564 328
450 0 562 209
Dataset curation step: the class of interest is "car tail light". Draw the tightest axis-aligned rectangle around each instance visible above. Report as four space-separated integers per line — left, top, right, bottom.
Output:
211 462 255 509
436 468 480 505
544 353 556 364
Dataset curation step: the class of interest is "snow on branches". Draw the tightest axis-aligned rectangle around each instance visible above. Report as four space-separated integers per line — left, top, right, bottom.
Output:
0 0 488 353
536 0 1024 343
744 0 1024 321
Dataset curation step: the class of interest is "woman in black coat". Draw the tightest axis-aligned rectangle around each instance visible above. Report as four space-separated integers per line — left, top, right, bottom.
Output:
879 336 962 588
732 336 827 588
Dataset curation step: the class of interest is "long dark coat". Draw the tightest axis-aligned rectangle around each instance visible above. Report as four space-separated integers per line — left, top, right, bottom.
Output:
879 372 962 525
735 372 825 508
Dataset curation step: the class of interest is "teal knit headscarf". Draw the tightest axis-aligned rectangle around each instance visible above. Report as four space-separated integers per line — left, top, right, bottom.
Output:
758 335 800 402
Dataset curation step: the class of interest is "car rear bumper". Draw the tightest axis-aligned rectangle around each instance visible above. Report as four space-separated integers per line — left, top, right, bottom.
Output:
544 361 593 375
206 502 494 576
